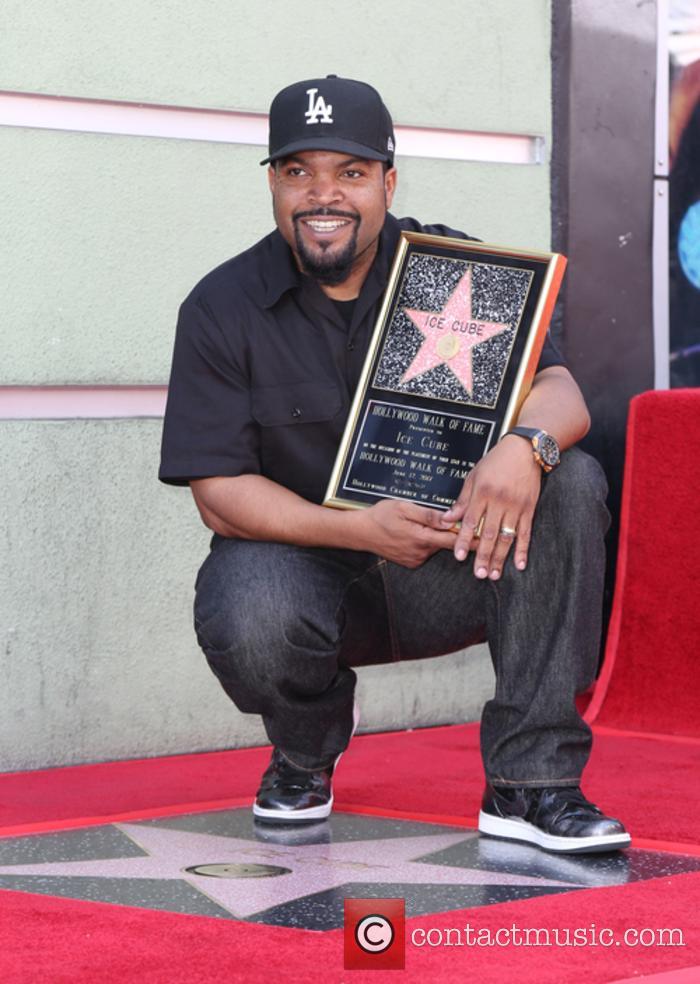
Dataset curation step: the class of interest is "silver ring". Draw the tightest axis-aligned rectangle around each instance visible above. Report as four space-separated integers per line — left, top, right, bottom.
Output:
499 526 517 538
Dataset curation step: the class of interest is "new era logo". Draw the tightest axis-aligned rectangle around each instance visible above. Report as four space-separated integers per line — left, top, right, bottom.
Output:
305 87 333 124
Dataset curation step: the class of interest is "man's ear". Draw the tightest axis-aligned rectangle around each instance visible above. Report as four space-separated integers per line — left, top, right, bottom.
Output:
384 166 397 209
267 164 276 194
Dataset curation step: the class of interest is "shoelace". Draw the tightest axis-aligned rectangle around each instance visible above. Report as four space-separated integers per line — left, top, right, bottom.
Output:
267 751 329 791
537 787 602 825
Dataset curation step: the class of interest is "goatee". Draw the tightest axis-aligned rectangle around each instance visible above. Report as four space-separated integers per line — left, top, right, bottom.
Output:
293 210 360 286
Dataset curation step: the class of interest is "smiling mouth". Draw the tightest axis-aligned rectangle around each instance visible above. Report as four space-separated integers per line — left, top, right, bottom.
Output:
294 210 358 239
302 218 352 233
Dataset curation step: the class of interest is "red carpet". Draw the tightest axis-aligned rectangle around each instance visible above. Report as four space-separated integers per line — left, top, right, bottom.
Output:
586 389 700 737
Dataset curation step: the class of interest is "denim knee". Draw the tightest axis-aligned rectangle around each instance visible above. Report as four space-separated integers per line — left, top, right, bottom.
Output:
538 447 610 534
193 540 350 680
195 573 338 660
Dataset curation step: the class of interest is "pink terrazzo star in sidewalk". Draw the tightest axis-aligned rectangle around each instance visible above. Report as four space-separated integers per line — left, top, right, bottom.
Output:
402 267 510 393
0 824 573 920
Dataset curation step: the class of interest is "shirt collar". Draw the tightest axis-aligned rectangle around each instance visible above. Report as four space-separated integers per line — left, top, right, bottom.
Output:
261 213 403 310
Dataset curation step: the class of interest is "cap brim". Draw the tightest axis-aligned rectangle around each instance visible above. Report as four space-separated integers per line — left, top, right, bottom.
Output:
260 136 392 165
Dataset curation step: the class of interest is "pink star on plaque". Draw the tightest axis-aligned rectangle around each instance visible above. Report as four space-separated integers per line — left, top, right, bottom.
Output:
401 267 510 394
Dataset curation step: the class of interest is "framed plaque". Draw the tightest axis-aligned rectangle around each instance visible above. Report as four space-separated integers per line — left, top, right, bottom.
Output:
324 232 566 511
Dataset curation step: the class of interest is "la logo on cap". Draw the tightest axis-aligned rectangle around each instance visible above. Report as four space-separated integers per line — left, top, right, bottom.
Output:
305 87 333 125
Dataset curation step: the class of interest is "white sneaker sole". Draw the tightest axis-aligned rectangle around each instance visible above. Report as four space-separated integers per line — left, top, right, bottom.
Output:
253 796 334 822
478 810 632 854
253 702 360 823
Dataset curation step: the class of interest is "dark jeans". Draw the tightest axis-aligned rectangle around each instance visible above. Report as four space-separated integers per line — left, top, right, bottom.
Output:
193 448 610 787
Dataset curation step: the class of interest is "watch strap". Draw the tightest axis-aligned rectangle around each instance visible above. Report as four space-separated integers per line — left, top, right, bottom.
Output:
507 426 543 441
504 426 559 472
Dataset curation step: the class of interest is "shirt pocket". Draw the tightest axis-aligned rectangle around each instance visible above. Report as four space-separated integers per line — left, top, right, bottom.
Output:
250 381 342 427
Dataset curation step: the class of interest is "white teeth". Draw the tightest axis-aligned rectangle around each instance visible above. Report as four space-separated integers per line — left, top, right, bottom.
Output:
305 220 348 231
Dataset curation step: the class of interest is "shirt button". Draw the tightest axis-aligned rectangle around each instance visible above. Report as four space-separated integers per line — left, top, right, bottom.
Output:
291 407 302 419
347 341 355 351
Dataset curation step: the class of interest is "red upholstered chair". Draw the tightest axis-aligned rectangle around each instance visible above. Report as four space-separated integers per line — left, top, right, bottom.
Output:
585 388 700 738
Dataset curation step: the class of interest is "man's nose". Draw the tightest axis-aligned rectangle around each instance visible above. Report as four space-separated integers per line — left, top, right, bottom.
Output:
308 173 343 205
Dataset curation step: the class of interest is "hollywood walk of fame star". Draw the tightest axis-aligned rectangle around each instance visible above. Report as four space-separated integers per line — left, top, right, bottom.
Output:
0 823 575 921
401 267 510 394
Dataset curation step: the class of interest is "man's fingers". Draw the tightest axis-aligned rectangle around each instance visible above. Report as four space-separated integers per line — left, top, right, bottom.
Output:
452 502 486 562
406 476 535 573
482 515 519 580
474 512 533 578
412 524 458 563
437 480 479 562
417 505 455 529
513 515 533 571
426 529 460 549
404 507 459 552
471 506 504 578
441 477 474 525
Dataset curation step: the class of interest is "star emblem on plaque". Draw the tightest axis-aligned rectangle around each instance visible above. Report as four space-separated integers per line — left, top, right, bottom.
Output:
324 233 566 512
401 267 511 396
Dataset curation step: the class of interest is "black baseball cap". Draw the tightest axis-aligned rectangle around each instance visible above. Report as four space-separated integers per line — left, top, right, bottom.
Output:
260 75 395 166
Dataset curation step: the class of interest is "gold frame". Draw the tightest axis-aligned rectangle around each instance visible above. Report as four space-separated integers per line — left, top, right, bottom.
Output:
324 232 567 511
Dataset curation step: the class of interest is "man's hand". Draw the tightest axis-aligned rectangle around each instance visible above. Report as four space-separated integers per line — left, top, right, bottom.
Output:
440 436 542 579
434 364 592 579
358 499 458 568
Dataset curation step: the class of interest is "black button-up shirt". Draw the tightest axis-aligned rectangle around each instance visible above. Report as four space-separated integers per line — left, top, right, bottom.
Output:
159 213 564 502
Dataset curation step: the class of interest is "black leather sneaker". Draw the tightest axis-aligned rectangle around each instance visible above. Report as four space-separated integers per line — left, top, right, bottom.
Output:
253 704 360 824
478 784 631 854
253 749 335 823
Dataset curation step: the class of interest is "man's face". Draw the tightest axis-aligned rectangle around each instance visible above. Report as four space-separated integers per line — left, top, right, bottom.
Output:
268 150 397 287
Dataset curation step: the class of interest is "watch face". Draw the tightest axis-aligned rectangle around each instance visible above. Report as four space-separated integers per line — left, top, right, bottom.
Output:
537 434 560 467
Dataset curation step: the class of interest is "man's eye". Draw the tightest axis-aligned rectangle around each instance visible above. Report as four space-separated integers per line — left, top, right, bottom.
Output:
286 167 307 177
343 169 363 178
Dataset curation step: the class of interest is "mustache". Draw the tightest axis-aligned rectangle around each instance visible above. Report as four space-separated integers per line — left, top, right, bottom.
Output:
293 208 359 223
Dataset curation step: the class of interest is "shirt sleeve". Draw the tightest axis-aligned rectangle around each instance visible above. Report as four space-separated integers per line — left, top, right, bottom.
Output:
158 296 261 486
536 330 566 371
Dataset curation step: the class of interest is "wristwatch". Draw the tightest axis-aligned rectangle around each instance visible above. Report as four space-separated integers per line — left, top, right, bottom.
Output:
505 426 561 472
